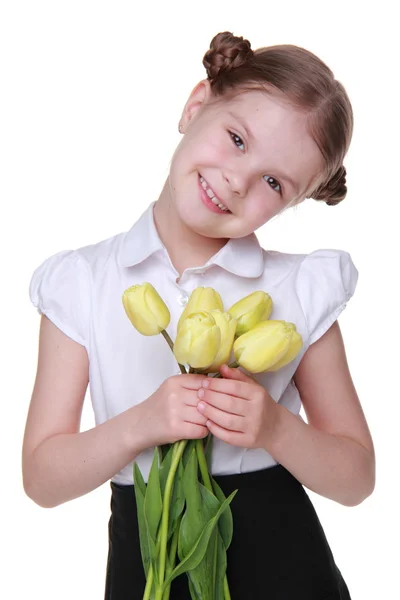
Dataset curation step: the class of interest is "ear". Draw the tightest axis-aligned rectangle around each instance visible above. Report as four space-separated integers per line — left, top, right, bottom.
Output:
179 79 212 133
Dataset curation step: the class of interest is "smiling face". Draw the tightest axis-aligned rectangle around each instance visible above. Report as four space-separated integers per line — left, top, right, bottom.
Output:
167 80 325 240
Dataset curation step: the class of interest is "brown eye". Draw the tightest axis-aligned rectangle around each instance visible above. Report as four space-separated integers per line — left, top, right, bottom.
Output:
264 175 282 195
229 131 245 151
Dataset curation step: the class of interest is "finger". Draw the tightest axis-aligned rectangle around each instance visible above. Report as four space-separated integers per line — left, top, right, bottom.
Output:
201 375 254 400
184 390 203 407
178 373 208 390
206 419 246 446
197 388 245 416
183 423 209 440
183 405 208 426
219 364 256 383
197 401 245 432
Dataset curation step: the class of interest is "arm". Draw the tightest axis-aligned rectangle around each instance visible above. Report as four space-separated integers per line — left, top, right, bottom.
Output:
198 321 375 507
22 316 148 508
270 321 375 506
23 316 207 509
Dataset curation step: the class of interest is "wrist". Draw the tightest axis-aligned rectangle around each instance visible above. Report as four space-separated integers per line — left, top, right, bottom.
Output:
122 402 152 458
263 400 287 455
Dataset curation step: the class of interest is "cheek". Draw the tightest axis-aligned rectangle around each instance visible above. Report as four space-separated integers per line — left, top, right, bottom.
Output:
247 192 282 225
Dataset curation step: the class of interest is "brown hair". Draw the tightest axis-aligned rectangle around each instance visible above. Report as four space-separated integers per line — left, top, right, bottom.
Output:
202 32 353 206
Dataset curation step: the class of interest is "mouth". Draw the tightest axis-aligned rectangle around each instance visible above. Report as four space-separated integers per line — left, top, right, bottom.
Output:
198 174 231 214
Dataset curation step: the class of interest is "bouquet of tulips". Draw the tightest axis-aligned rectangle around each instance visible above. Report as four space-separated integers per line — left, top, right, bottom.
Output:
122 285 303 600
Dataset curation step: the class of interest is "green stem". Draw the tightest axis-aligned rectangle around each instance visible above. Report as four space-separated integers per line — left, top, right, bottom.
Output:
162 513 181 600
161 330 186 374
223 577 232 600
195 439 212 491
142 563 154 600
155 440 187 600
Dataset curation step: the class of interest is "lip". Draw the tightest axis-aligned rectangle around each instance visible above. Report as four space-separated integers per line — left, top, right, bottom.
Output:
198 174 231 215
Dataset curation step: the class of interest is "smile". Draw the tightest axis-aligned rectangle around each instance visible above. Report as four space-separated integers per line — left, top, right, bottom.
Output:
199 176 230 212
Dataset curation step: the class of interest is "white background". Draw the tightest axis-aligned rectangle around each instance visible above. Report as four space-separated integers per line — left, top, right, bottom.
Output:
1 1 398 598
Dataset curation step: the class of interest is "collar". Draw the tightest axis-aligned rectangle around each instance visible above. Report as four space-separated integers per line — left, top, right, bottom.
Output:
120 202 264 278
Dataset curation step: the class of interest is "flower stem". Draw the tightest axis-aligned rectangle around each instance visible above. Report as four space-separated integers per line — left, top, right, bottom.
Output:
223 577 232 600
142 563 154 600
195 439 212 491
155 440 187 600
161 330 186 374
162 513 181 600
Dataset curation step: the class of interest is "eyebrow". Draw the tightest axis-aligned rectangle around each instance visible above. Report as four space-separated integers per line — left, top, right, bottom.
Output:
227 110 301 197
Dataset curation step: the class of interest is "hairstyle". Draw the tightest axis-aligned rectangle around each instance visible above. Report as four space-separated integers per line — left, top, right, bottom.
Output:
202 32 353 206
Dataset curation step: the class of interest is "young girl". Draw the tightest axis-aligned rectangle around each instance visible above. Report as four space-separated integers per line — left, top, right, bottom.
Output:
23 31 375 599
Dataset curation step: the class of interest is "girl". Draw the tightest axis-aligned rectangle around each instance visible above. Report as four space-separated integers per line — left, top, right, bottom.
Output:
23 31 375 599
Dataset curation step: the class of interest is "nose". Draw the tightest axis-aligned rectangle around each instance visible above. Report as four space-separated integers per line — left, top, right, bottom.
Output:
223 169 248 197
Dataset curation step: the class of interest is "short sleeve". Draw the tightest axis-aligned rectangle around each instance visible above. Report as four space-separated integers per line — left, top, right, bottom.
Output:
295 249 358 345
29 250 91 348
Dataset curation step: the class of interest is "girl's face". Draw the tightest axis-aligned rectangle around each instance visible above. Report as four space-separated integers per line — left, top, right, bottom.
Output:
168 80 325 240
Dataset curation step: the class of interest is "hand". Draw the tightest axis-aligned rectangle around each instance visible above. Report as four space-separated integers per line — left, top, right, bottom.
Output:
137 374 209 447
196 364 278 450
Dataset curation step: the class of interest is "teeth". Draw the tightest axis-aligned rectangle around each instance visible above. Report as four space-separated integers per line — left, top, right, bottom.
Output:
200 176 229 212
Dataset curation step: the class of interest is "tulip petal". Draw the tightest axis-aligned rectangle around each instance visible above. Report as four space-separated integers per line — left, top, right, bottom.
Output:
266 329 303 371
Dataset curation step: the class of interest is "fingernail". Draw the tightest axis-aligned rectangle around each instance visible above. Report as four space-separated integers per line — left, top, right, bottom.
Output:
198 402 205 412
202 378 209 388
198 388 204 398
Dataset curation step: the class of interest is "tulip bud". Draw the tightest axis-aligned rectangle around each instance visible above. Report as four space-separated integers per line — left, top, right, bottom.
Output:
233 320 293 373
122 283 170 336
205 310 237 373
228 291 273 336
266 324 303 371
174 311 221 369
177 287 224 330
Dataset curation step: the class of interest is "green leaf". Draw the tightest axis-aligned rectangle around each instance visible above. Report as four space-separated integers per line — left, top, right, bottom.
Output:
187 529 227 599
182 439 196 469
144 449 163 543
204 434 214 471
144 449 163 585
163 489 237 589
183 485 228 600
133 463 151 577
211 477 236 550
159 443 172 462
178 461 220 562
159 445 174 498
168 458 185 540
213 531 227 599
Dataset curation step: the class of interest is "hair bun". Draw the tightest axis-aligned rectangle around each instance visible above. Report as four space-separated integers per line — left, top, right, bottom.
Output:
202 31 254 82
312 166 347 206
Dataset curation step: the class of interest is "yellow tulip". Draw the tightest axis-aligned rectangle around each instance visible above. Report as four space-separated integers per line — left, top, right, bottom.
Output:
173 311 221 369
233 320 294 373
177 287 223 330
205 310 237 373
266 324 303 371
122 282 170 336
228 291 273 336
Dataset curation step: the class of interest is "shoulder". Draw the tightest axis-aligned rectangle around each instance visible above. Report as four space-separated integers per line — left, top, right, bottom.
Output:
260 247 357 288
28 229 128 347
260 248 358 346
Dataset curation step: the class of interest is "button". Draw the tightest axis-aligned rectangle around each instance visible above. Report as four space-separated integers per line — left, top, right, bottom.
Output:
177 293 188 306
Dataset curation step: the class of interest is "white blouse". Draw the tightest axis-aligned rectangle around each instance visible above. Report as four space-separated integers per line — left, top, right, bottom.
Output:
29 202 358 484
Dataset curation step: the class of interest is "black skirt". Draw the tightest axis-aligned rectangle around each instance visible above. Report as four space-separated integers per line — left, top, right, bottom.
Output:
105 464 351 599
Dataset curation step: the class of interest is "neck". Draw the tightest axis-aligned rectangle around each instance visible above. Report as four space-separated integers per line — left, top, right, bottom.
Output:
153 178 228 276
